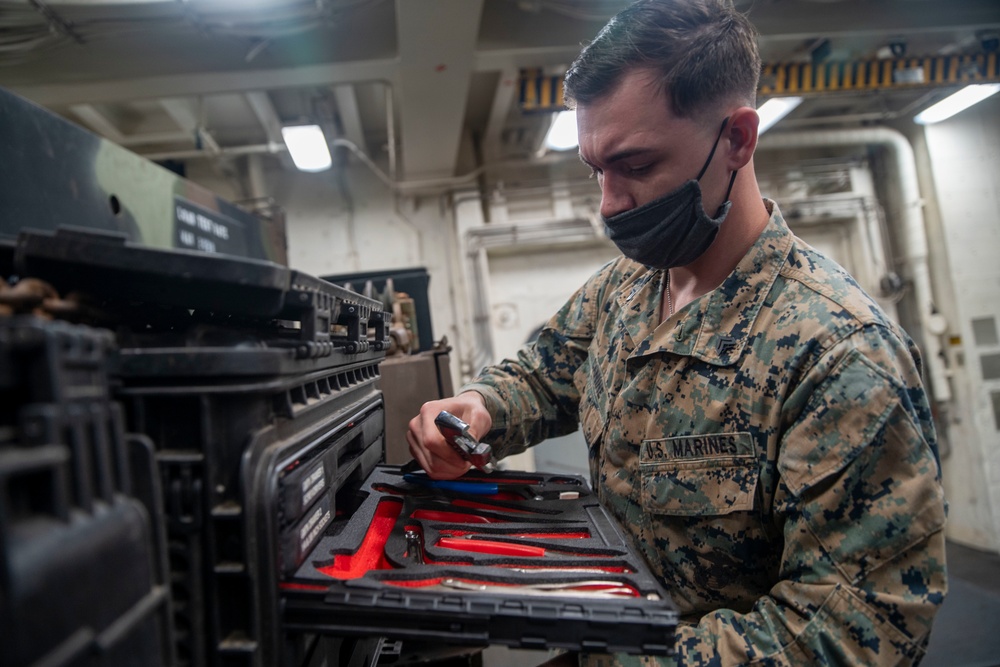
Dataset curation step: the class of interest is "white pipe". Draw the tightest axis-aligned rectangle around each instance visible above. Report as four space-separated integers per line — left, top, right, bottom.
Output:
142 137 582 195
757 128 951 402
385 84 397 182
141 142 285 161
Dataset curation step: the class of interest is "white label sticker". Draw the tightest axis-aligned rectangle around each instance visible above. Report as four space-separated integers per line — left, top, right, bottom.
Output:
299 504 332 553
301 466 326 508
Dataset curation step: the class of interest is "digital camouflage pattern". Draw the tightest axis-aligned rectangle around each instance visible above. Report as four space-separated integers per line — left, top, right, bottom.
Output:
463 201 947 666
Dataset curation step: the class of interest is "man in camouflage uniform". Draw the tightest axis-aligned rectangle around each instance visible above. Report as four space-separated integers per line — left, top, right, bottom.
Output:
407 0 947 664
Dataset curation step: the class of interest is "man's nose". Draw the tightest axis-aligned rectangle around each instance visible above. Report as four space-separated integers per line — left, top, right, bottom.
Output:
599 175 635 219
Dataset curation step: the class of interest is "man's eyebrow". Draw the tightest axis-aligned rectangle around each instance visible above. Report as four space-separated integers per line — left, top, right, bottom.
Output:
605 147 655 163
579 147 654 167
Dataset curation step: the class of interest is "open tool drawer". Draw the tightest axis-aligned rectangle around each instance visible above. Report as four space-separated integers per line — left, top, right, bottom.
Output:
280 466 679 656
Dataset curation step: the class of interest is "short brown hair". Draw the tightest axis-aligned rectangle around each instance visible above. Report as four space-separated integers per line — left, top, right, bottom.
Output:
564 0 760 119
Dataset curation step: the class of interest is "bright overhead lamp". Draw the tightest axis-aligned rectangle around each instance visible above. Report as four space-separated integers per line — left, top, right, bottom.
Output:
542 110 579 152
913 84 1000 125
756 97 803 134
281 124 332 172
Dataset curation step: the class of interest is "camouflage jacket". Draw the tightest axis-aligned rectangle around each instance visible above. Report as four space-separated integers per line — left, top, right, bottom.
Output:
463 201 947 666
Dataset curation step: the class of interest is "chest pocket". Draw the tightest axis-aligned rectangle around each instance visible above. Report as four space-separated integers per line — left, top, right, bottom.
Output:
639 432 759 516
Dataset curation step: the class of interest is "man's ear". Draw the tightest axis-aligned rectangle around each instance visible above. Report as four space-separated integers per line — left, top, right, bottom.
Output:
726 106 759 170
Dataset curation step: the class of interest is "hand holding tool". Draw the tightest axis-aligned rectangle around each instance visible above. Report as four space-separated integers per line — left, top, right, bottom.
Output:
435 411 495 473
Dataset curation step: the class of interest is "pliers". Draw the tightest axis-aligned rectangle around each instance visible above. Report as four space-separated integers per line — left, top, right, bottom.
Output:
434 411 496 473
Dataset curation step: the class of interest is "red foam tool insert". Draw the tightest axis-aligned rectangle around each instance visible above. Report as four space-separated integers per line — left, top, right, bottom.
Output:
318 498 402 580
437 537 546 557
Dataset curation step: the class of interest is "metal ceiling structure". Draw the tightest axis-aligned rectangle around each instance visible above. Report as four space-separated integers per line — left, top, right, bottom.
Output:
1 0 998 182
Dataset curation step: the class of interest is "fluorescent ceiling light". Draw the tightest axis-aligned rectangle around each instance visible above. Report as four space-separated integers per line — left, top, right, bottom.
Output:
756 97 803 134
914 84 1000 125
543 110 579 151
281 124 332 172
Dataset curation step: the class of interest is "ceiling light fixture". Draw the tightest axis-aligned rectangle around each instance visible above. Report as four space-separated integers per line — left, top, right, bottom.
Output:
281 124 332 172
756 97 803 135
542 110 579 152
913 83 1000 125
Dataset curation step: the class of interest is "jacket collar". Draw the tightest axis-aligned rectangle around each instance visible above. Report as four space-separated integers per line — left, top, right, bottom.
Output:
616 200 793 366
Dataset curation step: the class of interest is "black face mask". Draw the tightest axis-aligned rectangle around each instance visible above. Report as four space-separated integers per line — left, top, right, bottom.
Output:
602 117 738 269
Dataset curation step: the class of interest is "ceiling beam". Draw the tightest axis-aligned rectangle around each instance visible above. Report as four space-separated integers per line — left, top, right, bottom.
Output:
161 97 219 154
160 98 199 132
8 58 398 107
481 67 520 163
394 0 484 179
244 92 284 143
747 0 1000 42
332 84 367 154
17 0 992 108
71 103 194 147
69 104 125 143
116 131 195 147
475 46 584 74
245 91 296 169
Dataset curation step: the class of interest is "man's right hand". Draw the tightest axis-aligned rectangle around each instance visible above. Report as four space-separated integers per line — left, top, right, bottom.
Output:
406 392 492 480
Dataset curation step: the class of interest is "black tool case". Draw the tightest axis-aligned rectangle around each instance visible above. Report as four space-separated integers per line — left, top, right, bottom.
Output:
0 316 173 667
283 467 678 656
3 228 390 667
1 226 679 665
119 358 386 667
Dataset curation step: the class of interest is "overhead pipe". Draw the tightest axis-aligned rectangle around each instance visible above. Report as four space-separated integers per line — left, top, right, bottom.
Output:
141 138 582 194
757 127 951 402
140 141 285 162
385 84 397 182
137 72 576 194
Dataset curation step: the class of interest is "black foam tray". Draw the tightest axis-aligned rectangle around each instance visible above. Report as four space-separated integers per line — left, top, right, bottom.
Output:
281 466 678 656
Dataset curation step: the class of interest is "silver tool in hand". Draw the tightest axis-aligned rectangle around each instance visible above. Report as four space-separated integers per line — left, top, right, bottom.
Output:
434 410 496 473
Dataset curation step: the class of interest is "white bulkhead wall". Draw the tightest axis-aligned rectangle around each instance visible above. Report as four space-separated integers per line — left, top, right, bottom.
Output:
756 125 999 552
191 156 472 391
921 96 1000 552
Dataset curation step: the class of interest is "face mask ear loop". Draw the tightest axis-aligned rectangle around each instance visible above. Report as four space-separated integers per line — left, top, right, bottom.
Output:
724 169 738 201
695 117 730 181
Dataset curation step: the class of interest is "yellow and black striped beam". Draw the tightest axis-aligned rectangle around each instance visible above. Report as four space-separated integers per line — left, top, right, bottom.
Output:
759 52 1000 96
520 53 1000 112
520 68 566 113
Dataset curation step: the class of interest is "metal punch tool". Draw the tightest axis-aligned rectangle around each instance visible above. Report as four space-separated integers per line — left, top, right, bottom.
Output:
437 578 636 598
